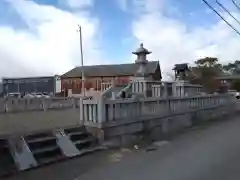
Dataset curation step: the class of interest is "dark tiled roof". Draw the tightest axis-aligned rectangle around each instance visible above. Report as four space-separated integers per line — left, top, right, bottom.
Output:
61 61 159 78
2 76 55 80
173 63 189 71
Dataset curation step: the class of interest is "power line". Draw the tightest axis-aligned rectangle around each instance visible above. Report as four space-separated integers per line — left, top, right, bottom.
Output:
202 0 240 36
231 0 240 12
216 0 240 26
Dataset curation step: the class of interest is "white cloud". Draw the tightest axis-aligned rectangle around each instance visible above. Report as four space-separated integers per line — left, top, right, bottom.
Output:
116 0 128 12
117 0 165 14
0 0 104 78
60 0 94 8
126 0 240 79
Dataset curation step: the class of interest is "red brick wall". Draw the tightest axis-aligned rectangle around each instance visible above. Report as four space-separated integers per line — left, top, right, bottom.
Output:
61 76 132 94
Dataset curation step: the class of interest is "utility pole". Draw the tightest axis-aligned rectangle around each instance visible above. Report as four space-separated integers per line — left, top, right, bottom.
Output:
77 25 85 97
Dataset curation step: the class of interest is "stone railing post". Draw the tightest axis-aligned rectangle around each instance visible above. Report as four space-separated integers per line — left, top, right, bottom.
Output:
111 79 116 100
4 98 8 112
163 83 169 98
41 98 47 111
167 98 171 115
97 96 106 125
71 98 76 109
79 98 84 123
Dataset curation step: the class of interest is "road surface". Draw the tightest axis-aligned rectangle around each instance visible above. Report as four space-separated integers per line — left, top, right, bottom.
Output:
3 116 240 180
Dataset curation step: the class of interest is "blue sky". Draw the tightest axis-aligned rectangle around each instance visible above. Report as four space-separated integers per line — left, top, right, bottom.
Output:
0 0 240 79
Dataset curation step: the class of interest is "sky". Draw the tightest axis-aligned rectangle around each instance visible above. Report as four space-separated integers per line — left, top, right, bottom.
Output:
1 0 240 79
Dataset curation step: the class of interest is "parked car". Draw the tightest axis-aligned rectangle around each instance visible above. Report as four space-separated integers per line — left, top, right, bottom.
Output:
23 92 51 99
42 92 51 99
6 92 21 98
34 93 43 98
228 90 240 99
236 92 240 99
24 93 35 98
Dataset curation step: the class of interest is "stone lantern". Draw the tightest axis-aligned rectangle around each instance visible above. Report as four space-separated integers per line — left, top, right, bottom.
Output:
132 43 152 77
132 43 153 97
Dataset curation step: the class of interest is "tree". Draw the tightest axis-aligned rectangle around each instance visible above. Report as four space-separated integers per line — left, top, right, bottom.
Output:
188 57 223 93
194 57 218 67
230 79 240 91
223 60 240 75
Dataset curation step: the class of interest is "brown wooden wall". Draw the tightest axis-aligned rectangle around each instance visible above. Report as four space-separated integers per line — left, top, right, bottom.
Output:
61 75 132 94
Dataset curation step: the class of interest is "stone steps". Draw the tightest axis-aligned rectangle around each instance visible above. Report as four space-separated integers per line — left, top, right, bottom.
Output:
64 127 97 152
0 126 101 176
0 139 16 176
24 132 65 165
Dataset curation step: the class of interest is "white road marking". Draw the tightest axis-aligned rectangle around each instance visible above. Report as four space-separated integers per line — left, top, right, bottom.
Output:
153 141 170 147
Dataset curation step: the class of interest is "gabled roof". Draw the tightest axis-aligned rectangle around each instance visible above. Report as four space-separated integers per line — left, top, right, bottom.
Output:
173 63 189 71
61 61 160 78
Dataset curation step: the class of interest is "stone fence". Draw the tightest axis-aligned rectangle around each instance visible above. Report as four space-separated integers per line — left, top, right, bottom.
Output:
80 94 235 126
0 94 237 147
0 97 79 113
79 94 237 146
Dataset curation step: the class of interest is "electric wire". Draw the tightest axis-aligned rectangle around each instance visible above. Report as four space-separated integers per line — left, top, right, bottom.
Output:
216 0 240 26
202 0 240 36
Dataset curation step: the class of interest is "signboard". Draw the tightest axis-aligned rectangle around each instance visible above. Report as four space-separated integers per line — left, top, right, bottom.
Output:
3 78 52 84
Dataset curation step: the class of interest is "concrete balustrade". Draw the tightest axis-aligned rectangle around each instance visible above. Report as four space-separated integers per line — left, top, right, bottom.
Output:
81 99 99 123
101 81 112 91
0 95 234 135
152 84 163 97
43 98 76 110
0 93 237 146
81 94 233 125
0 97 79 113
81 94 236 146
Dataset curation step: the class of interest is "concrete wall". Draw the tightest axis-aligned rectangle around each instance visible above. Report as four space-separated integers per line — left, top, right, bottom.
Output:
0 95 237 146
0 97 79 113
83 95 237 147
0 109 81 136
94 103 237 147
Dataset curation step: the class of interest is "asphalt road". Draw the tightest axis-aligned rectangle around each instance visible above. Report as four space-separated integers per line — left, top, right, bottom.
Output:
3 116 240 180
